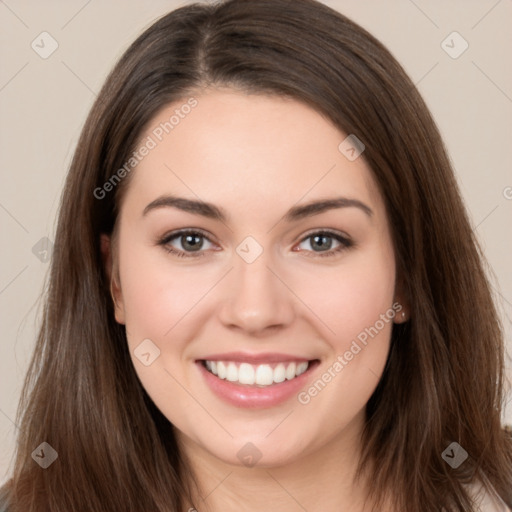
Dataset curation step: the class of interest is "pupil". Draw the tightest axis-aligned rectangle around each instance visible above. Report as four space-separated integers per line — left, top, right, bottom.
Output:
312 235 331 251
182 234 202 251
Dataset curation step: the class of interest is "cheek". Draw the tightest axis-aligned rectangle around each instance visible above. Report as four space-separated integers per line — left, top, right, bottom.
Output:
295 247 396 349
334 266 395 347
118 242 213 346
292 242 396 412
117 244 206 423
294 246 396 415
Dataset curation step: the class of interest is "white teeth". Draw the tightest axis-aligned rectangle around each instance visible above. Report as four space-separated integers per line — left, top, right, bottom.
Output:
238 363 255 384
296 362 308 376
255 364 274 386
204 360 310 386
273 363 286 383
226 362 238 382
217 361 227 379
285 362 296 380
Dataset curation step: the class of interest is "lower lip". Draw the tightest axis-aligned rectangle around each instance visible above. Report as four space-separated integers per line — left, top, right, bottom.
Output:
196 361 319 409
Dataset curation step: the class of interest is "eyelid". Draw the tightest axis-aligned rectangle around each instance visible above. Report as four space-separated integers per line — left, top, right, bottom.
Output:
159 227 214 244
297 227 351 241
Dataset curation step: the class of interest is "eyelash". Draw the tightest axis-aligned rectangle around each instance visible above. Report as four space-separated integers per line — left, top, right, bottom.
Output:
158 229 353 259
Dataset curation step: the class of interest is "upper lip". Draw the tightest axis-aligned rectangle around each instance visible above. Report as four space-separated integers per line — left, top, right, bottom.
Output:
198 352 313 364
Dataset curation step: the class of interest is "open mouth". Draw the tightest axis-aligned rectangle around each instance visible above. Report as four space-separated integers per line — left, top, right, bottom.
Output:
200 359 319 387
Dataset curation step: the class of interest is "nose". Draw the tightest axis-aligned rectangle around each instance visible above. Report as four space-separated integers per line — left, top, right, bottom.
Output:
217 251 296 336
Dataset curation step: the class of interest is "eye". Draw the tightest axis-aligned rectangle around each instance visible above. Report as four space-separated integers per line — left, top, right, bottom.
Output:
158 229 216 258
157 229 353 259
295 230 353 257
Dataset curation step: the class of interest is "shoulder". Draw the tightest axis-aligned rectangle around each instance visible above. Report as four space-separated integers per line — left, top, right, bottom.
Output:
466 480 511 512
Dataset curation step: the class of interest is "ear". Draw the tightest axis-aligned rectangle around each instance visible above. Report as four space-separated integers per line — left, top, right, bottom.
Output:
100 233 126 325
393 276 410 324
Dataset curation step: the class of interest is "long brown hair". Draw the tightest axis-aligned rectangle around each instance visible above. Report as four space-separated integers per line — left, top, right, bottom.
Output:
3 0 511 510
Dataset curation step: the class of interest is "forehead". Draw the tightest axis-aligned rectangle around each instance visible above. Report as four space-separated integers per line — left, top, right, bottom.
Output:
123 89 383 218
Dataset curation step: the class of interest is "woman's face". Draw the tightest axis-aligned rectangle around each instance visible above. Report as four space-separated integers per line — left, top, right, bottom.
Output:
108 89 404 467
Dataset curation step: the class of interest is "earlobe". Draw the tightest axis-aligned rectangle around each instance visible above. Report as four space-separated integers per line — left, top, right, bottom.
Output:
393 297 410 324
100 233 126 325
393 277 410 324
395 308 408 324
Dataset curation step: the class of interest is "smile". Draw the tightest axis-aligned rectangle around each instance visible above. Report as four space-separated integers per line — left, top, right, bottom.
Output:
203 360 310 387
197 354 320 408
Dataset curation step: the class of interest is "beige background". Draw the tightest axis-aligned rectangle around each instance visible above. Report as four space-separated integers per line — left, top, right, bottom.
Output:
0 0 511 485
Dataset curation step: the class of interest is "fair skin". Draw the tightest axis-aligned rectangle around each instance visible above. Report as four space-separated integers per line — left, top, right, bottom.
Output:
103 89 406 511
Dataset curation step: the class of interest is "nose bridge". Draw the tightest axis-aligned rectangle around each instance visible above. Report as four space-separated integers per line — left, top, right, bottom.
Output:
218 245 295 333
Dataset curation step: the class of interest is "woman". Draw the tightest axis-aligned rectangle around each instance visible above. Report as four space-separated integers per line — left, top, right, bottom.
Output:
1 0 511 510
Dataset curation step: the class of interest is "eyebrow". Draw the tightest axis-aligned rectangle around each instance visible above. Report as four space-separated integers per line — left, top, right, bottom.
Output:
142 194 373 222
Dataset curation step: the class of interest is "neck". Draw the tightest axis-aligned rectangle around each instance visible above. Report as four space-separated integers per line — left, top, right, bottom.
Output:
177 410 383 512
